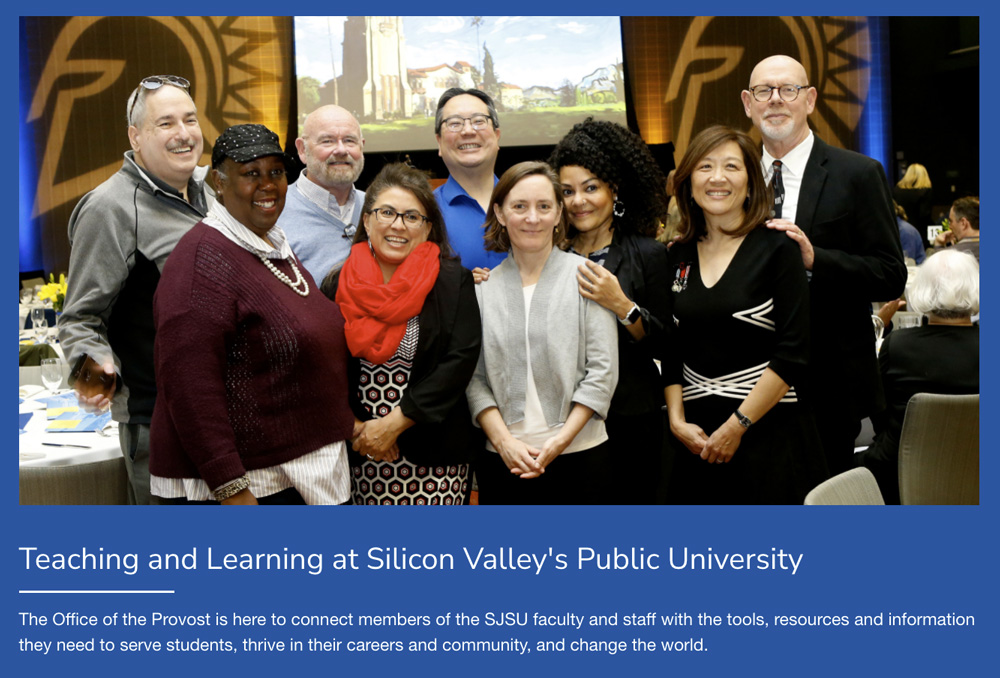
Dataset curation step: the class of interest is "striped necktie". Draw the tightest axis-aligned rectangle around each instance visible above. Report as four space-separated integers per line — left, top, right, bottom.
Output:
771 160 785 219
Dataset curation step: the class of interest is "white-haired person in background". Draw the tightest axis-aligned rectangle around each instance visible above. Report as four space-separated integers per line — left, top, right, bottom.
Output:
856 249 979 503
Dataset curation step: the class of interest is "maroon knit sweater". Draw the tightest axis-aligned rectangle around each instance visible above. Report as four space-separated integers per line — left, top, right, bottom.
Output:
149 223 354 489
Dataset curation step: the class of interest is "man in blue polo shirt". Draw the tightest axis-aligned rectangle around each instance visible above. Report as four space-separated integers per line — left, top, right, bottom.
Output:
433 88 506 272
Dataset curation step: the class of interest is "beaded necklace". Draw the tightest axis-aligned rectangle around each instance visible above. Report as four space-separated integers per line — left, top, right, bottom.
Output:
258 254 309 297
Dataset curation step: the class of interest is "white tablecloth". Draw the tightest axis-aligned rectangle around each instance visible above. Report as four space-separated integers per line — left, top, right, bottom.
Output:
18 386 121 468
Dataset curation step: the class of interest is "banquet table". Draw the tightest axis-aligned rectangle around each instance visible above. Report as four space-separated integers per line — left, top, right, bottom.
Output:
18 385 121 468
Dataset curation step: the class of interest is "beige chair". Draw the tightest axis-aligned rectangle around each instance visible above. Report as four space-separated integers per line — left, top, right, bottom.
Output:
804 468 885 505
20 457 129 505
898 393 979 505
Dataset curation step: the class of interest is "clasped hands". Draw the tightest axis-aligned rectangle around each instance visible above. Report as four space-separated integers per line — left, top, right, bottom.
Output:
671 415 746 465
351 417 400 462
496 433 570 479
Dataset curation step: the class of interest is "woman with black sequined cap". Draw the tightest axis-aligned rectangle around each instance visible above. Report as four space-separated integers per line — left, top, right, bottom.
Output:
149 124 354 505
548 118 671 503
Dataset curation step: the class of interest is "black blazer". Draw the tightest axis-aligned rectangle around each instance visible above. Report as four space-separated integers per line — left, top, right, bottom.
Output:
601 230 670 416
795 135 907 417
325 258 483 466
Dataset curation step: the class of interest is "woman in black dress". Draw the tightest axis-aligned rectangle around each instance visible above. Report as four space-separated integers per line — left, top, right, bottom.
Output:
663 125 825 504
548 119 671 504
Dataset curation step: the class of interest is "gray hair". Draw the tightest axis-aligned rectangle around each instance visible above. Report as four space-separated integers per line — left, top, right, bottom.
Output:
126 83 192 128
908 249 979 319
434 88 500 135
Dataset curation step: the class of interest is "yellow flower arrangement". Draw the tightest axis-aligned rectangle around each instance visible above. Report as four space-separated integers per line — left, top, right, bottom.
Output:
38 273 67 312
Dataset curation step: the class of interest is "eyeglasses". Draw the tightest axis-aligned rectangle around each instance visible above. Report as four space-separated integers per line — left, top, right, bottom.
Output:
128 75 191 125
369 206 430 228
748 84 808 102
441 114 491 133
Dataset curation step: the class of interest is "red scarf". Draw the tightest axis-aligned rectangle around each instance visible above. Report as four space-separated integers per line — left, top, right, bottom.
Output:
336 241 440 364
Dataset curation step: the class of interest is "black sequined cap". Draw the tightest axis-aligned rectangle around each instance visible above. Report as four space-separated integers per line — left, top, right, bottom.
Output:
211 124 288 168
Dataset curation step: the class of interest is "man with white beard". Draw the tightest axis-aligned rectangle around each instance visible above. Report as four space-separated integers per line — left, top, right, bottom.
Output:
740 55 906 477
278 105 366 282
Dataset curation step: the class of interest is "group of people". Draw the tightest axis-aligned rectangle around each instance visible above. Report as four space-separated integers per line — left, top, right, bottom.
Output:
57 54 976 506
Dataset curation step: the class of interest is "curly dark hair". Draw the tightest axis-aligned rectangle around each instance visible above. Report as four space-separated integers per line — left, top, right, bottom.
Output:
548 118 669 239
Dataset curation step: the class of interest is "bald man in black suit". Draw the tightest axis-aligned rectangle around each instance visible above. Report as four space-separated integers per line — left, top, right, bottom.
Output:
741 55 907 477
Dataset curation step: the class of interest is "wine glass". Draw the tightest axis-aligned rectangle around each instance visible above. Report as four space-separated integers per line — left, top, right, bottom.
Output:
31 307 48 342
41 358 64 393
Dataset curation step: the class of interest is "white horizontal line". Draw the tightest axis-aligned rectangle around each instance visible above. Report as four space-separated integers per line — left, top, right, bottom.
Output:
19 590 175 594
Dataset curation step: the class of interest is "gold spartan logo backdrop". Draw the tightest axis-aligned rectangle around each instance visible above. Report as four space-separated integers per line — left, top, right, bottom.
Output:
622 16 873 161
23 16 292 274
22 16 874 275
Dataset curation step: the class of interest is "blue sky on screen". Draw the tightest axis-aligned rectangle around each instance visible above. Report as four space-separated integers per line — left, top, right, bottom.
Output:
294 16 623 90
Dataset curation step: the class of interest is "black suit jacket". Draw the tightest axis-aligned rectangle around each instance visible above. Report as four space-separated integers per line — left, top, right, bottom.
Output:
601 230 670 416
325 258 483 466
794 135 907 417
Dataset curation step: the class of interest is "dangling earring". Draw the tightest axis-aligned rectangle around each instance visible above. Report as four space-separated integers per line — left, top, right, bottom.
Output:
744 192 751 210
613 198 625 218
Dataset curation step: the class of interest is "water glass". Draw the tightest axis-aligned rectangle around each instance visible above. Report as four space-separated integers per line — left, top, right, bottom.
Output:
41 358 64 392
31 307 48 342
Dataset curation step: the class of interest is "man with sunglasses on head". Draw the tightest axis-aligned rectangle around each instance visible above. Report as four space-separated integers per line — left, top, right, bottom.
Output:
58 75 212 504
433 88 506 273
740 55 906 478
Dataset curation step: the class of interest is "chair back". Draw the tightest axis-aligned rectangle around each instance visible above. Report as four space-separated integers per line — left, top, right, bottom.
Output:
805 467 885 505
898 393 979 505
19 457 128 505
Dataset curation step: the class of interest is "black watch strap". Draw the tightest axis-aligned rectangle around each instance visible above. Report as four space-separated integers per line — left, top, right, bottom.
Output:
735 409 752 429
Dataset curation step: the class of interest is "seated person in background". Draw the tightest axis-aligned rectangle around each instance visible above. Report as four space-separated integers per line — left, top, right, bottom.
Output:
931 196 979 262
855 249 979 504
894 201 926 264
892 162 933 234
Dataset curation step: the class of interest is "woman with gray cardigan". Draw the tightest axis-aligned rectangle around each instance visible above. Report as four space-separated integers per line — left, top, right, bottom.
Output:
466 162 619 504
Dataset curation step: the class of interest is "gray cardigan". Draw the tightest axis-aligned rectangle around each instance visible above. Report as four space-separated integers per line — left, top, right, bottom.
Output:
466 247 618 428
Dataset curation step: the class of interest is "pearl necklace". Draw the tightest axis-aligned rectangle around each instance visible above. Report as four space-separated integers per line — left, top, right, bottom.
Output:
258 254 309 297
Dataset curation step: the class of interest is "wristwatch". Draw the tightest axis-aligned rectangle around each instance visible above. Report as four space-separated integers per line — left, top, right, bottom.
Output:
735 409 752 429
619 303 641 326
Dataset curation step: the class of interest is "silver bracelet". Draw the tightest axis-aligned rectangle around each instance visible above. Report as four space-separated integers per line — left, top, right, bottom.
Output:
213 475 250 502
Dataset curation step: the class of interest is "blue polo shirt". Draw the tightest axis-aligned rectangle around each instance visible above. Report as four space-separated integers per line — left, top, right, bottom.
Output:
434 175 507 271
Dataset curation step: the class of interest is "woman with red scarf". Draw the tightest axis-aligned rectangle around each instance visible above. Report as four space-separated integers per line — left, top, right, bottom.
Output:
321 163 482 505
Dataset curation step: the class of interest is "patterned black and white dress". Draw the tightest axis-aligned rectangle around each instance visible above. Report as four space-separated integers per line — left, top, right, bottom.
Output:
352 317 470 505
663 227 826 504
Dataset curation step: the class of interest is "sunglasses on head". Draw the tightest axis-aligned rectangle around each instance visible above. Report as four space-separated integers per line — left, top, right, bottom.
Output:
128 75 191 125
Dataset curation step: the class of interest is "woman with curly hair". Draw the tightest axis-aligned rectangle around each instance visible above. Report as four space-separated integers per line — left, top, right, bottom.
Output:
548 118 671 503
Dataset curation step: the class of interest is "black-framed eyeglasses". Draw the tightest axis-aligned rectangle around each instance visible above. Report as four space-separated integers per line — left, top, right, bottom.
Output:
369 206 430 228
128 75 192 125
748 84 808 102
441 114 491 133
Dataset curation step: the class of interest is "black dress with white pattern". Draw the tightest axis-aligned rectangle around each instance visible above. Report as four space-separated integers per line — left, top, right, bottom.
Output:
663 227 826 504
352 316 470 505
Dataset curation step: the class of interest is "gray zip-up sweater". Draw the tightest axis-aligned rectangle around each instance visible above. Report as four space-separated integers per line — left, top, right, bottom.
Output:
466 247 618 428
58 151 211 423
